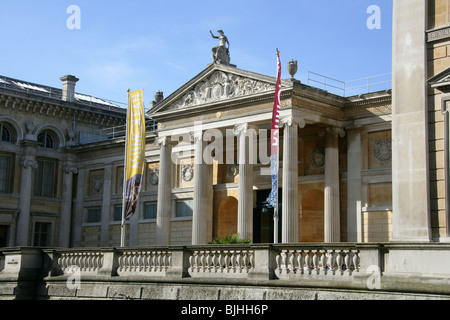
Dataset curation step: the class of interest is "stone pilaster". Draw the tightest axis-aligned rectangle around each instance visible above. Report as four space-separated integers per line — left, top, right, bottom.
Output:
233 123 257 241
100 164 112 246
16 142 38 246
392 0 431 241
59 160 78 248
322 127 345 243
190 130 213 245
280 116 305 243
155 136 173 245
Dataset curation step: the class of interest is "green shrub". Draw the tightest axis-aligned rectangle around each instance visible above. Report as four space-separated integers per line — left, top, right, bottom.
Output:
209 233 251 244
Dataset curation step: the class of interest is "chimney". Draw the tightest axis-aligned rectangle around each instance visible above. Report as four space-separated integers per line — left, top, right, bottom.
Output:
60 75 79 102
155 91 164 104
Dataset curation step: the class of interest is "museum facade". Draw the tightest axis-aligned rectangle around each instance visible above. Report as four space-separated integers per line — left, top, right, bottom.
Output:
0 0 449 249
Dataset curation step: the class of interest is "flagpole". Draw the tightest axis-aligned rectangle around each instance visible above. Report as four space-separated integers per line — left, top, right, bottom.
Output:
120 89 131 247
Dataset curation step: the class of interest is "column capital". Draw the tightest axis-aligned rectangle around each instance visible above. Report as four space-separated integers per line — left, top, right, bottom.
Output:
21 159 38 169
233 122 258 135
319 126 346 138
154 136 172 147
189 130 203 142
280 116 306 129
63 165 78 175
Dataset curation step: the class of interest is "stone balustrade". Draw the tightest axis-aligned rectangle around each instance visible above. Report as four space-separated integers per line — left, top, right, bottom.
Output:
117 249 172 276
188 247 254 278
275 246 360 278
1 243 450 299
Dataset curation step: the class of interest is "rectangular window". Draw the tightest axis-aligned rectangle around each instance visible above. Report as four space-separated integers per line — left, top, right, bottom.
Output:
0 155 11 193
34 159 56 197
87 207 101 223
33 222 50 246
176 200 193 218
144 202 157 220
114 205 122 221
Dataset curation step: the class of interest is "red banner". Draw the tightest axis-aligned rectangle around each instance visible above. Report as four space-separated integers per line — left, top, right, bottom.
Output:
267 49 281 208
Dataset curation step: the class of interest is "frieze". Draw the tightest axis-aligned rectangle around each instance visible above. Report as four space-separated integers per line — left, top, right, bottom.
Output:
427 26 450 42
168 71 275 110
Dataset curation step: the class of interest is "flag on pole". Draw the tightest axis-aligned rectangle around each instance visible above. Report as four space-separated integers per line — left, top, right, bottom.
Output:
266 49 282 209
123 89 146 220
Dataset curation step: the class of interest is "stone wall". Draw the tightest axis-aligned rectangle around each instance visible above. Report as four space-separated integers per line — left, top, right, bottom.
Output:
428 0 450 239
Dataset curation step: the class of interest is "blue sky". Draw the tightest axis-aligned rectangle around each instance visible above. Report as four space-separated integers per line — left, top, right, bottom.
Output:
0 0 392 107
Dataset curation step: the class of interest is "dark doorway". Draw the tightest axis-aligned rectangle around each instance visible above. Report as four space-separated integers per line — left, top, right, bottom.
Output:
253 189 282 243
0 225 8 247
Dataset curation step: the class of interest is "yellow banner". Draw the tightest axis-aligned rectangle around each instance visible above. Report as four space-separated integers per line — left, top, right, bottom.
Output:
124 89 145 219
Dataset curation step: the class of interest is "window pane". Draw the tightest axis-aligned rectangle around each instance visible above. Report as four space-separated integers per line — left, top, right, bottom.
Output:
176 200 193 218
87 207 101 223
45 133 54 149
34 160 56 197
114 205 122 221
0 155 11 193
33 222 50 246
42 161 55 197
144 203 157 219
1 125 11 142
33 160 43 196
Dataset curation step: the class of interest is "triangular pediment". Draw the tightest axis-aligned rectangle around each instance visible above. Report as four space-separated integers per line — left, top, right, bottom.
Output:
149 63 290 116
429 67 450 91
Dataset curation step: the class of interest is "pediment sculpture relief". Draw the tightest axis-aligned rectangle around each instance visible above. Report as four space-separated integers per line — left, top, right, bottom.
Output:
168 71 276 110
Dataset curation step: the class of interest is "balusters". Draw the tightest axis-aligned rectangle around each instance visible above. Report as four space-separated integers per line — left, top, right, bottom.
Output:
188 249 254 275
304 250 312 274
274 247 360 278
116 250 171 274
58 251 104 274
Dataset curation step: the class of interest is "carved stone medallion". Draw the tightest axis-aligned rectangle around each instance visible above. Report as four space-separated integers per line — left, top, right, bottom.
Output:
149 169 159 185
181 164 194 182
92 175 103 193
374 139 392 162
310 147 325 169
226 164 239 177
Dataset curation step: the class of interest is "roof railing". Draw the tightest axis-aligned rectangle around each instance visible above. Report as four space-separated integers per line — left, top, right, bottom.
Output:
307 71 392 97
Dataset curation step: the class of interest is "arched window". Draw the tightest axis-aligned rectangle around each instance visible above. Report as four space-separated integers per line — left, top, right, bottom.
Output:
0 123 12 143
37 130 56 149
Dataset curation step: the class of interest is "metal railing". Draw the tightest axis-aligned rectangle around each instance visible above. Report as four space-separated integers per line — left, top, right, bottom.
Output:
78 118 158 145
307 71 392 97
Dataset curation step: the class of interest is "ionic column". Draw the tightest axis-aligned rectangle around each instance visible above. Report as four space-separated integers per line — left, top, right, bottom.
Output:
190 130 213 245
155 136 173 245
280 117 305 243
16 142 38 246
346 129 362 242
233 123 257 241
323 127 345 243
59 160 78 248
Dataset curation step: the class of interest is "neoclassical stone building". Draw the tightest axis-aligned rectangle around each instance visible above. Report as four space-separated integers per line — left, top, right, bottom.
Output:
0 0 448 248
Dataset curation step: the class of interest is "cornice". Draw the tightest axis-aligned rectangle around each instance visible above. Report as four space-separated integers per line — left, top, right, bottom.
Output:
0 90 126 126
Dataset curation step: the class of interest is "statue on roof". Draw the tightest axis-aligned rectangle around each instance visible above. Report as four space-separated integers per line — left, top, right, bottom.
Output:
210 30 231 65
